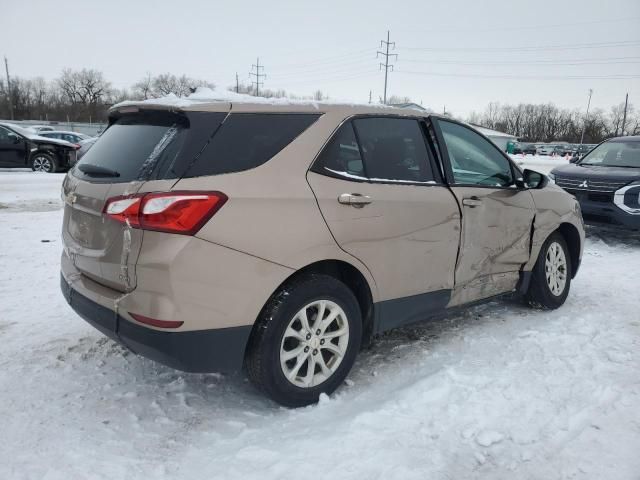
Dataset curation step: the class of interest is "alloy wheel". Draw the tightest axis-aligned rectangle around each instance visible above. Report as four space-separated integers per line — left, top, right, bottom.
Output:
545 241 567 296
280 300 350 388
32 156 53 172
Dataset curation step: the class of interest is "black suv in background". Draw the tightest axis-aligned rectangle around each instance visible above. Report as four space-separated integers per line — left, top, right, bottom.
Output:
0 122 78 172
550 136 640 229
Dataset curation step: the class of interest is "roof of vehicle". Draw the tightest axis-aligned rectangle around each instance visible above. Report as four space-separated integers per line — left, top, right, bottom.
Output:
111 87 430 117
608 135 640 143
39 130 89 136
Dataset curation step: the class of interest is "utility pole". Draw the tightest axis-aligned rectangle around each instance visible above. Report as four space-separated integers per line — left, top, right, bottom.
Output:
579 88 593 146
621 92 629 136
235 72 240 93
368 90 372 104
250 58 266 97
377 31 397 104
4 56 14 120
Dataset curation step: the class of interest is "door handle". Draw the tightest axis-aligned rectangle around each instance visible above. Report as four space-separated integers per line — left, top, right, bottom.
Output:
338 193 372 207
462 197 482 207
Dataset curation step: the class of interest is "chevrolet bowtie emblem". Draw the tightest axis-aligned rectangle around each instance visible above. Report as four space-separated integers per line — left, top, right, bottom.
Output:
578 180 588 188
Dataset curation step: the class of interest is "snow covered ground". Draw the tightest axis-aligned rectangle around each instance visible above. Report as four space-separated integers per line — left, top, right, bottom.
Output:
510 153 571 175
1 168 639 480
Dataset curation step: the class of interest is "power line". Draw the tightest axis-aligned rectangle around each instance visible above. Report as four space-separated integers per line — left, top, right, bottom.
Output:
396 70 640 80
377 30 397 104
269 48 377 70
272 69 378 87
400 57 640 66
268 58 374 78
401 16 640 34
249 57 266 96
398 40 640 53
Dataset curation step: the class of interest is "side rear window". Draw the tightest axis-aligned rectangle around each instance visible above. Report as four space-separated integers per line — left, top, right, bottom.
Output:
353 117 434 183
310 123 365 179
184 113 321 178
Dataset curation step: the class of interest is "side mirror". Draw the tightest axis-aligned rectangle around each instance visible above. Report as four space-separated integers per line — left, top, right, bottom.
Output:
569 156 578 164
521 169 548 189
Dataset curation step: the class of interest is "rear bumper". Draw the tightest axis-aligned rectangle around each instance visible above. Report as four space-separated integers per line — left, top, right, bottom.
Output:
61 274 252 373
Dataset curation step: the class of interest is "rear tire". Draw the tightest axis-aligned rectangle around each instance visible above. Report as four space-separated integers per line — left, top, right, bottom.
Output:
246 274 362 407
526 231 572 309
31 153 59 173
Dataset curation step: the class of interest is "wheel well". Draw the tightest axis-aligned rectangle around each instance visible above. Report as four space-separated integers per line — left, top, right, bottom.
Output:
557 223 581 278
259 260 375 348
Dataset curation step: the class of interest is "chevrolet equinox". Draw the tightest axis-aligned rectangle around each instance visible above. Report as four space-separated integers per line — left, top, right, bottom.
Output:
60 99 585 407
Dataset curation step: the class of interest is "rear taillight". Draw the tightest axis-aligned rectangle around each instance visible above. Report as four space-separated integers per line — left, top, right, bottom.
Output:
104 191 227 235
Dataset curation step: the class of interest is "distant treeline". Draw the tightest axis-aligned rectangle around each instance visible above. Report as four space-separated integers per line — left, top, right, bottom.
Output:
0 68 636 143
0 69 326 124
467 101 637 143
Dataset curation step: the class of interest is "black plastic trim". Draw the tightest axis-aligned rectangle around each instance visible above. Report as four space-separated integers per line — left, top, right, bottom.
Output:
373 289 452 334
61 274 252 373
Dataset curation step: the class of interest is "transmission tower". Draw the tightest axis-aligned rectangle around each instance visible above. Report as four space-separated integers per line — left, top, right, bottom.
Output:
250 58 266 97
377 31 397 104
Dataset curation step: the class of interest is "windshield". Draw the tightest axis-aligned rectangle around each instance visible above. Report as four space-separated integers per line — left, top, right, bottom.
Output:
579 141 640 168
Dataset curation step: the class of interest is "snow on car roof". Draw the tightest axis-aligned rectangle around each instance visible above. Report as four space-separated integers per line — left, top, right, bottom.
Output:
112 87 404 114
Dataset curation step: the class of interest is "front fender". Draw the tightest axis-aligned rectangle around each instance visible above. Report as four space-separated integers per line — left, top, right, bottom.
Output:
525 185 585 274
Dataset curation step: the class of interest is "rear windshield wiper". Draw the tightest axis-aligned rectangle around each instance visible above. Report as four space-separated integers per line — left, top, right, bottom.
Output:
77 164 120 177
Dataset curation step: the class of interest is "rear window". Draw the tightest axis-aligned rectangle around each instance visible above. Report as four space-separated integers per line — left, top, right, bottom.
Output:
75 112 190 183
184 113 321 178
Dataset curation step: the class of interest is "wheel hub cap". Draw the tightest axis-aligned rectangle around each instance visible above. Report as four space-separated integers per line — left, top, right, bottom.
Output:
545 241 567 296
280 299 350 388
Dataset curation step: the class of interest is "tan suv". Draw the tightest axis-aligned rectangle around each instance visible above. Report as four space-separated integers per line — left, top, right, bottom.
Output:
60 100 584 407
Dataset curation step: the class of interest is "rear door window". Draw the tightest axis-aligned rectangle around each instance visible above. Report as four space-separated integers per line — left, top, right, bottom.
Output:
184 113 320 178
353 117 435 183
310 123 365 179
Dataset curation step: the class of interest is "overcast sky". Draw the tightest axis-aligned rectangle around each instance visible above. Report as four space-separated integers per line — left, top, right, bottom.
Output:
3 0 639 117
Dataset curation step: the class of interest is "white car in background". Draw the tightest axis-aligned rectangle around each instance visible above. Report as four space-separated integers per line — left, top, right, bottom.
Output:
536 144 556 155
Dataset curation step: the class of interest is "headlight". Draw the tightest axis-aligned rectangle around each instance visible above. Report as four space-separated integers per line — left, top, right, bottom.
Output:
614 181 640 214
547 172 556 183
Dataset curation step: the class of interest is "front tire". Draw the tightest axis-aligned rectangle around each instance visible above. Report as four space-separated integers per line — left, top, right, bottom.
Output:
31 153 59 173
246 274 362 407
526 231 572 309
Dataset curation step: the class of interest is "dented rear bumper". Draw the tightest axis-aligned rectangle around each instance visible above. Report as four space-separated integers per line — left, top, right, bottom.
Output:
60 274 252 373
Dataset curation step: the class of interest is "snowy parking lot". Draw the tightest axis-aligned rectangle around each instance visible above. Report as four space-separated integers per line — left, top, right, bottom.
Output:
1 163 639 480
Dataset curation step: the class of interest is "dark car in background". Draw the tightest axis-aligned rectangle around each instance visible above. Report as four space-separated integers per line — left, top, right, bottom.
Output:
0 122 78 172
550 136 640 229
514 142 537 155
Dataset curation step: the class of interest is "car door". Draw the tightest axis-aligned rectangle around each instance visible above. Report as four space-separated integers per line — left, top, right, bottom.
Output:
0 126 26 167
431 118 536 307
307 116 461 332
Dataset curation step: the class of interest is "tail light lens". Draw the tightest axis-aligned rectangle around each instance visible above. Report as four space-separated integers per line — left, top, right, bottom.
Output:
104 191 227 235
